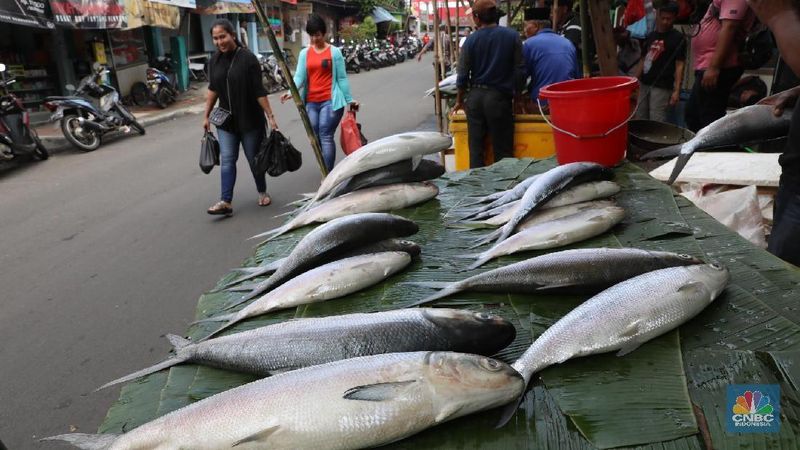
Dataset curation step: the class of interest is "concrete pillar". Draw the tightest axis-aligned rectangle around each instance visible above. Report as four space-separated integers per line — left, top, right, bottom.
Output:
170 36 189 91
248 17 258 54
51 28 76 95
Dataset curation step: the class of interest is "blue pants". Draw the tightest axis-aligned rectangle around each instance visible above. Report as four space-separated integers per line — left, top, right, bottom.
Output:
307 100 344 171
217 127 266 203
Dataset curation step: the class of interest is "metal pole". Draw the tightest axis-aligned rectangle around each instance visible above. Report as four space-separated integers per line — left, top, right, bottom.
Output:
250 0 328 176
579 0 590 77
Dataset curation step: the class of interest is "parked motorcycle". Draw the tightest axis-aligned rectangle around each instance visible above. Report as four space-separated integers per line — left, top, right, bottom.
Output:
342 43 361 74
0 63 48 161
43 65 145 152
130 56 178 109
258 52 288 94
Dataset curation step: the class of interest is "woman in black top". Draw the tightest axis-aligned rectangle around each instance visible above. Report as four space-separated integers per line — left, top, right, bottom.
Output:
203 19 279 216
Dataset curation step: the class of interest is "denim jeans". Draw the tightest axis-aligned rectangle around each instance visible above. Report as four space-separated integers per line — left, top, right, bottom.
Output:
217 127 266 203
307 100 344 171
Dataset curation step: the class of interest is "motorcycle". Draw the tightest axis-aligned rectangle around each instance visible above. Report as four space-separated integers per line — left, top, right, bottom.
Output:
259 52 288 93
343 43 361 74
0 63 48 161
43 65 145 152
131 56 178 109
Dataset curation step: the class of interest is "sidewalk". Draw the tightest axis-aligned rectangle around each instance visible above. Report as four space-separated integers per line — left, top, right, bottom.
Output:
36 84 209 154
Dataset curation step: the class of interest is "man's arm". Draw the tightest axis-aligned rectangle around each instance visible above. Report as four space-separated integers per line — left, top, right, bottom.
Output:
747 0 800 75
453 42 471 112
671 60 685 106
702 19 740 90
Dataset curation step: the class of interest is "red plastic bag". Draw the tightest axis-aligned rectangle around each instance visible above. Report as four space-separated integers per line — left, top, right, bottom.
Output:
340 110 365 155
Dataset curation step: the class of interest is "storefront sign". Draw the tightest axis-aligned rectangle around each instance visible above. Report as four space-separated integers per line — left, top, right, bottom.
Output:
193 0 254 14
0 0 55 28
125 0 180 30
149 0 196 7
49 0 127 29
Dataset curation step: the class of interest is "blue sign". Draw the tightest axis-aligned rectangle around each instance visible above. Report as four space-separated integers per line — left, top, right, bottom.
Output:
726 384 781 434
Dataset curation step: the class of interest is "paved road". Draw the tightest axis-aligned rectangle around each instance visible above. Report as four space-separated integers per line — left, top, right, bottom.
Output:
0 56 439 448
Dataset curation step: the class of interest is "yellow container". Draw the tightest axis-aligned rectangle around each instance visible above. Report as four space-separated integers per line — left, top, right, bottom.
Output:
449 113 556 170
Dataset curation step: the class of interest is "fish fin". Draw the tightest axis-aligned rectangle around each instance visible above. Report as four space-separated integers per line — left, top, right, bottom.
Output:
616 341 645 357
40 433 119 450
224 282 261 293
435 404 464 423
166 334 191 350
96 353 190 391
190 313 236 325
495 395 524 429
231 425 281 447
343 380 418 401
678 281 706 294
667 152 694 185
620 319 643 338
411 155 422 170
639 144 682 160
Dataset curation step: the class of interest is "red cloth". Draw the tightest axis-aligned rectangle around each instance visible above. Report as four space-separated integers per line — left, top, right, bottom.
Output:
623 0 645 27
306 46 333 103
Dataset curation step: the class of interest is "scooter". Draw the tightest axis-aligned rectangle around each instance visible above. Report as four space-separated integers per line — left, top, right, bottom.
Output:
43 65 145 152
0 63 48 161
258 52 288 93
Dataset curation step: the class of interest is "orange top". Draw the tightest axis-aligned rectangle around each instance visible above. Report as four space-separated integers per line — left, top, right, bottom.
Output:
306 46 333 103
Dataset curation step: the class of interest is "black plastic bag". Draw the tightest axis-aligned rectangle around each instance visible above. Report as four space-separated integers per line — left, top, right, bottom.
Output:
255 129 302 177
199 130 220 174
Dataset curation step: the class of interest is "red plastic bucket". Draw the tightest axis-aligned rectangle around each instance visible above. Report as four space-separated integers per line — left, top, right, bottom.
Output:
539 76 639 167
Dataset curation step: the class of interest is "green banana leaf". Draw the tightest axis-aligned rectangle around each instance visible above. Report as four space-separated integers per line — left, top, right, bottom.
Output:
100 158 800 449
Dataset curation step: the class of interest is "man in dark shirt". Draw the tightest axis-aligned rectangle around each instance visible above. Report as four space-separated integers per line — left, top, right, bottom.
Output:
749 0 800 266
551 0 595 76
454 0 524 168
634 2 687 122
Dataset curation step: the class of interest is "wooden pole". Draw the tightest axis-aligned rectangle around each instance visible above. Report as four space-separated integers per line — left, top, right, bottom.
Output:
432 0 446 166
579 0 590 77
455 0 460 61
251 0 327 176
444 0 454 66
588 0 618 76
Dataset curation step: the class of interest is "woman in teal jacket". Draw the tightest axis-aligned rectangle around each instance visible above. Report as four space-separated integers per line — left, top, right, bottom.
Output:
281 15 358 171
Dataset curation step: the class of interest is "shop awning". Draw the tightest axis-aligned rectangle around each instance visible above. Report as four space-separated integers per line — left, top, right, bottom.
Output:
193 0 255 14
372 6 400 24
149 0 197 7
125 0 181 30
0 0 54 28
49 0 127 29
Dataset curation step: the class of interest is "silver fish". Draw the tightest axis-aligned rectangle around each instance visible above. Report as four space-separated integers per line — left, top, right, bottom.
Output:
460 174 541 220
233 213 418 306
467 206 626 270
491 162 614 244
47 352 524 450
309 132 452 206
202 252 413 338
410 248 702 305
98 308 517 390
327 159 445 199
645 105 794 184
251 182 438 242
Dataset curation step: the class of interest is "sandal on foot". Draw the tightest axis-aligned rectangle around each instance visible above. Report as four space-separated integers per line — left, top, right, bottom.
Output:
208 201 233 216
258 194 272 207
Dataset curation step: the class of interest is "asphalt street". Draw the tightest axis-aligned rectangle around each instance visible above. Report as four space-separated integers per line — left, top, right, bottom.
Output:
0 56 440 448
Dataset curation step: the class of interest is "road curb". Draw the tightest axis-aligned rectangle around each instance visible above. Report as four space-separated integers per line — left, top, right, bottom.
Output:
40 105 205 155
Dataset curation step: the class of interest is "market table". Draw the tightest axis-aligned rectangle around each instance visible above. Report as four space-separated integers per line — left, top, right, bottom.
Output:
99 158 800 449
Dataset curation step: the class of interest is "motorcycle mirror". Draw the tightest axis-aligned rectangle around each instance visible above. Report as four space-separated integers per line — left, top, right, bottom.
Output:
92 62 102 72
65 83 75 92
0 64 5 72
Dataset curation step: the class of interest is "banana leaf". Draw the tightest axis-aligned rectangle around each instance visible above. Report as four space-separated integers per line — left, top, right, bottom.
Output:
100 158 800 449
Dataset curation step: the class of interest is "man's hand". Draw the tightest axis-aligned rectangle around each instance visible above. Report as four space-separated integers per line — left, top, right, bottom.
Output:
451 101 465 115
349 101 360 112
757 86 800 117
701 67 720 90
268 115 279 131
280 92 292 104
669 90 680 106
746 0 795 27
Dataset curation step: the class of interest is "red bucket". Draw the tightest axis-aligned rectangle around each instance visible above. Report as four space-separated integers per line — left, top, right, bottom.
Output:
539 76 639 167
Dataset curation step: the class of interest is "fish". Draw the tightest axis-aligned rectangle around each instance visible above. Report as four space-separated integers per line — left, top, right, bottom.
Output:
425 72 458 97
466 206 626 270
47 352 524 450
201 252 413 338
460 174 541 220
408 248 702 305
490 162 614 245
308 132 452 206
97 308 516 390
456 200 616 230
232 213 418 306
220 239 421 291
498 264 729 426
251 182 439 242
464 181 620 232
327 159 445 199
640 105 793 184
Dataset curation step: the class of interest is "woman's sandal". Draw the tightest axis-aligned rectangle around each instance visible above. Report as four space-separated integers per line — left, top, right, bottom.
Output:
258 193 272 207
207 201 233 216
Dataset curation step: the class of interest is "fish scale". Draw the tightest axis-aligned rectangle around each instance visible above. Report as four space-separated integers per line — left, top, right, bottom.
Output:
52 352 524 449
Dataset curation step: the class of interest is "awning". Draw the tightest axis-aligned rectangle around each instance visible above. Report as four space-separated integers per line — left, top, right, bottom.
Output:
193 0 255 14
149 0 196 7
125 0 181 30
49 0 127 29
0 0 54 28
372 6 400 23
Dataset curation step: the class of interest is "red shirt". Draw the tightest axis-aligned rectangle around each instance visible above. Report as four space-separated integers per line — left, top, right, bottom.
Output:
306 46 333 103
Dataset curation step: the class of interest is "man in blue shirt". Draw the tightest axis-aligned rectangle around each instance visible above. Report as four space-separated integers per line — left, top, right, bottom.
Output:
522 7 578 111
454 0 524 168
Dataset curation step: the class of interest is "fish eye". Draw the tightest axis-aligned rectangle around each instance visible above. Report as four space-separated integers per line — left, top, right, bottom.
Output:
678 254 692 259
474 312 493 321
480 358 502 371
710 263 723 270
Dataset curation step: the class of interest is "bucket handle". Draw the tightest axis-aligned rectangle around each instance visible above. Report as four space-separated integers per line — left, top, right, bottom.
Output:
537 98 640 140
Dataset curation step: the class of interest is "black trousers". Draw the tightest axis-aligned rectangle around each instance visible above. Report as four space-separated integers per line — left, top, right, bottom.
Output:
465 87 514 168
685 67 744 132
768 176 800 267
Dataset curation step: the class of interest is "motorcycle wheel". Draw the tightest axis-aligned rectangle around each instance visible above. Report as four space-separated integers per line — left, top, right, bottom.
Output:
61 115 101 152
31 130 49 160
354 65 361 74
130 82 149 106
155 88 172 109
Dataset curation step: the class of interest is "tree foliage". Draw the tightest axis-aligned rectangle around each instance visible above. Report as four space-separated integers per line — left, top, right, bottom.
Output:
340 16 378 42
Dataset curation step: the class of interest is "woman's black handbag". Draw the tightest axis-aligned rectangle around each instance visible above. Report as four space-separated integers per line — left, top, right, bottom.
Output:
255 129 302 177
199 130 220 174
208 48 239 128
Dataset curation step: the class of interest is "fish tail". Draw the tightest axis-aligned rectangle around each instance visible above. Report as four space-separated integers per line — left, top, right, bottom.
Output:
201 319 240 341
216 269 272 291
223 286 265 310
40 433 119 450
96 354 190 391
224 281 261 293
464 255 492 271
668 152 694 185
191 313 236 325
403 281 451 289
406 285 462 307
248 223 291 241
470 229 502 249
273 209 297 218
639 143 682 160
